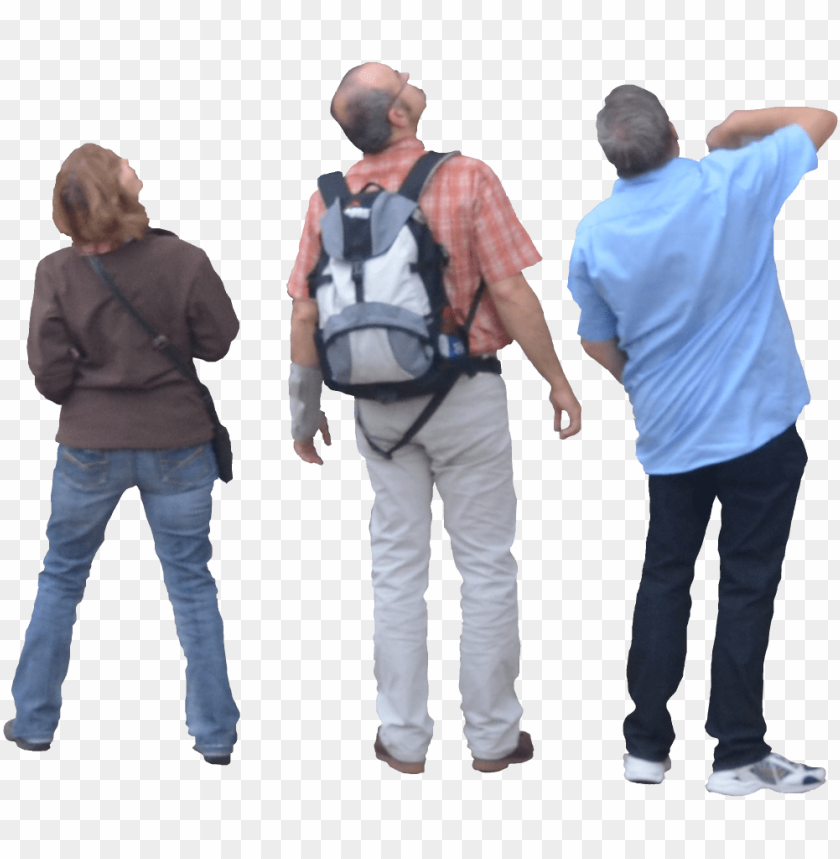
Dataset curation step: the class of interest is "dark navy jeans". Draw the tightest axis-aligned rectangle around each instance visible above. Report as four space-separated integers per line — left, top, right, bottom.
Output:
624 424 807 772
11 443 240 757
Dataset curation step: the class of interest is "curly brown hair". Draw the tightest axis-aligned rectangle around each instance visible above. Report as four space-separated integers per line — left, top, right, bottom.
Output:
52 143 149 246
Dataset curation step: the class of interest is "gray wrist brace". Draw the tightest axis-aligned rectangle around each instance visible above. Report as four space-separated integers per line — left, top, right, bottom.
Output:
289 363 324 441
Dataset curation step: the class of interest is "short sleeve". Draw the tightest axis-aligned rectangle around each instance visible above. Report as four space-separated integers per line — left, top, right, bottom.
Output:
470 162 541 285
286 190 326 300
704 123 818 222
566 238 619 341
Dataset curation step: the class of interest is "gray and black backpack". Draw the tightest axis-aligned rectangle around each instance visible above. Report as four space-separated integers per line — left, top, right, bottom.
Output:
307 151 501 458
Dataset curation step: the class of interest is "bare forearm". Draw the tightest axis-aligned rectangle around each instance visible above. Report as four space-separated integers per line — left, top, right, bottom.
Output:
711 107 837 151
489 274 573 391
290 299 320 367
581 337 627 384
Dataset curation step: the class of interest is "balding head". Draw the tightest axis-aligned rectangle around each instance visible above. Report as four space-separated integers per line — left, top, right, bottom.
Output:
330 63 426 154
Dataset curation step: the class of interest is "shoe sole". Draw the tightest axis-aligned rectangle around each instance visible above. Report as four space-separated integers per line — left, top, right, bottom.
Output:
375 749 425 774
473 759 516 773
706 778 826 796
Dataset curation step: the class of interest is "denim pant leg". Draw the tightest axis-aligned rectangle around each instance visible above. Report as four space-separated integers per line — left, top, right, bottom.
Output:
706 425 807 771
624 467 716 762
137 444 240 755
12 446 131 742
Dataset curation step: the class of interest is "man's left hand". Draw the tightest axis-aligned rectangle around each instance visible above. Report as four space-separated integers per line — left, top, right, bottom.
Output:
550 384 582 440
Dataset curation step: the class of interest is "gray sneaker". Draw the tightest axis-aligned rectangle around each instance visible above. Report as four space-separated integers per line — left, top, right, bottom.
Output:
706 752 826 796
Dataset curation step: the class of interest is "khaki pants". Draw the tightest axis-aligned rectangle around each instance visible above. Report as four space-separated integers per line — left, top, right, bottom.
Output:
356 372 523 762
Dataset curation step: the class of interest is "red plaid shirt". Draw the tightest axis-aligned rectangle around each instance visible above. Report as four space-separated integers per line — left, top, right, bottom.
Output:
286 137 541 354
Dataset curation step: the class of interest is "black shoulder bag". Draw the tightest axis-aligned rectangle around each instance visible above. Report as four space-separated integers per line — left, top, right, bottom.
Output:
86 254 234 483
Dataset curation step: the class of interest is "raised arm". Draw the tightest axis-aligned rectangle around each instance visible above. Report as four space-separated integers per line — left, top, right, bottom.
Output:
707 107 838 153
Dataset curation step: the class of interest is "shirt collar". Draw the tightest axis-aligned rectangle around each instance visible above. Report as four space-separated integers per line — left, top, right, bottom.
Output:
613 156 682 192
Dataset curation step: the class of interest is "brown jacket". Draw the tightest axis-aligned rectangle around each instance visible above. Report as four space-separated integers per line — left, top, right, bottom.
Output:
28 229 239 449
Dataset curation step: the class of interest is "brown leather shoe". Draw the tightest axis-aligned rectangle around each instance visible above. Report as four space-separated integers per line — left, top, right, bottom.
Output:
472 731 534 772
374 728 425 774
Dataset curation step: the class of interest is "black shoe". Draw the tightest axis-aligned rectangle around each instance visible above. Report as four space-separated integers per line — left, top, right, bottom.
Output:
193 744 231 766
4 720 51 752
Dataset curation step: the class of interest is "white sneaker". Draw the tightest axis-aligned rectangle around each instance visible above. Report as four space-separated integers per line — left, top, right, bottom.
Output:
624 753 671 784
706 752 826 796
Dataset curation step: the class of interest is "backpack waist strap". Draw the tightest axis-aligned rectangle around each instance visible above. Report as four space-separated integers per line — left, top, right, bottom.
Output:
464 356 502 376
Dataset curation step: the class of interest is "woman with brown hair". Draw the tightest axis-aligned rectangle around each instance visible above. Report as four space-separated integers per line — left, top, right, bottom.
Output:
4 143 241 765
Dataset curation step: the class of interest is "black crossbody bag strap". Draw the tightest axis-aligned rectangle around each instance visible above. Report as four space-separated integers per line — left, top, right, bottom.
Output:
85 255 232 479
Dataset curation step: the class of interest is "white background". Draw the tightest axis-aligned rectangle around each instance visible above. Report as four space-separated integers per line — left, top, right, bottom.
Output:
0 1 838 856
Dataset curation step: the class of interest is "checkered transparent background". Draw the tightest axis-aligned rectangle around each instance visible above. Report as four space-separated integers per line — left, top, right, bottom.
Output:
1 1 839 857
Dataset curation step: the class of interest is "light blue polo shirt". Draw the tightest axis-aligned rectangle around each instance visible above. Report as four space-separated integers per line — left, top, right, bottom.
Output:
566 123 819 475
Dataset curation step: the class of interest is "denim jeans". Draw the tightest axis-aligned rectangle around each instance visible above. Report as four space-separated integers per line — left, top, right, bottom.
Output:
624 424 807 771
11 443 240 757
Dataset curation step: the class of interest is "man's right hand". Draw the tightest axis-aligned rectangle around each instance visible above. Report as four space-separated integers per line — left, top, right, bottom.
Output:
706 115 743 151
293 413 332 465
708 107 837 153
550 384 581 440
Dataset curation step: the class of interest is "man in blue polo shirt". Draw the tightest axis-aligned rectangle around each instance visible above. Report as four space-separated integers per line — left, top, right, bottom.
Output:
567 85 836 795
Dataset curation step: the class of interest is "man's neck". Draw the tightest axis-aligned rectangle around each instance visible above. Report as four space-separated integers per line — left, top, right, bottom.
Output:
364 133 422 157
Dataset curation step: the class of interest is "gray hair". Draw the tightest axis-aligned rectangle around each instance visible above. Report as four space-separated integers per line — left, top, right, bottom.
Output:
330 70 395 154
596 85 673 178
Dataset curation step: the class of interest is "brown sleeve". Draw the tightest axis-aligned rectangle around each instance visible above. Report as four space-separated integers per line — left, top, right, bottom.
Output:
186 250 240 362
27 259 80 404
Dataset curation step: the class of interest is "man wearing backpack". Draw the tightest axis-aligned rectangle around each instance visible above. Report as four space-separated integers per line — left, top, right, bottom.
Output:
568 85 835 795
287 63 581 773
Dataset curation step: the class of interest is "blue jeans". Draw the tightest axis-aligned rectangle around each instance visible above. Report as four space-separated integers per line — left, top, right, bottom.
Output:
11 443 240 757
624 424 807 771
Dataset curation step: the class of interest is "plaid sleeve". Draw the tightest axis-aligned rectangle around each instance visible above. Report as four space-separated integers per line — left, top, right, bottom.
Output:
470 161 541 285
286 190 325 300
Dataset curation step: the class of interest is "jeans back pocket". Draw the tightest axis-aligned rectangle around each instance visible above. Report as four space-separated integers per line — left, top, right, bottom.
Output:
156 444 212 490
58 447 110 490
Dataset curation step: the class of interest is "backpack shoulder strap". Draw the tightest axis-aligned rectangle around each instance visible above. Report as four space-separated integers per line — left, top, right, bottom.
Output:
317 171 351 208
463 279 487 333
398 151 460 202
